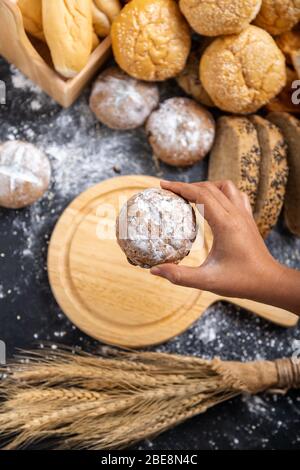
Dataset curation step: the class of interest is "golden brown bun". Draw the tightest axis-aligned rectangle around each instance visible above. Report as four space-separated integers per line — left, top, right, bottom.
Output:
266 67 300 114
92 0 121 37
42 0 93 78
94 0 121 22
176 45 215 107
92 2 110 37
111 0 191 81
275 29 300 65
253 0 300 36
200 25 286 114
18 0 45 41
179 0 262 36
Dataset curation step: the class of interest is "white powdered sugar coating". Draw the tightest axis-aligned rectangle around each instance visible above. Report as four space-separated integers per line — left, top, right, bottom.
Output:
0 141 51 208
146 97 215 166
117 188 196 268
90 67 159 130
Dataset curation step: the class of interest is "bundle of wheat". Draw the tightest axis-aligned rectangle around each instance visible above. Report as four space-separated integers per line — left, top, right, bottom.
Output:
0 347 299 450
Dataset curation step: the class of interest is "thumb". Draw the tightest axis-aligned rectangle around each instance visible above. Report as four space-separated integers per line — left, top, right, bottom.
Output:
150 264 206 289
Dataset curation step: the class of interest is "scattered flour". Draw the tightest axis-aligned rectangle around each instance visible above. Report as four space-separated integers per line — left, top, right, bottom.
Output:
0 64 300 450
10 66 41 94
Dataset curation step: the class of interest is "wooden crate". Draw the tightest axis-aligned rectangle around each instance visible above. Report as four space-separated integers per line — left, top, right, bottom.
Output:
0 0 111 107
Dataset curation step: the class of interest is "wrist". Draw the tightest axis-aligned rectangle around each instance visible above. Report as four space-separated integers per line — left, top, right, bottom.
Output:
252 260 300 315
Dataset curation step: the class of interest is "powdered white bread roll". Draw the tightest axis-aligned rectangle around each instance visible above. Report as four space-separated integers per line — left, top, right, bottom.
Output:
0 141 51 209
116 188 197 268
179 0 262 36
89 66 159 130
18 0 45 41
42 0 93 78
146 97 215 167
200 26 286 114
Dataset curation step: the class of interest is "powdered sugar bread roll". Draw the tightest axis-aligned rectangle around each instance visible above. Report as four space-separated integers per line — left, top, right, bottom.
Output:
146 98 215 167
179 0 262 36
0 141 51 209
116 188 197 268
89 67 159 129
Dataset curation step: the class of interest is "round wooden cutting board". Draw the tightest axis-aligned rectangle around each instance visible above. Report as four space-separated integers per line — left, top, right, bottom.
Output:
48 175 213 347
48 175 298 347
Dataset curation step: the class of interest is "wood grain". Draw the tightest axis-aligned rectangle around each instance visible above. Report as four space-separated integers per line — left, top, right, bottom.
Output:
47 176 298 348
0 0 111 107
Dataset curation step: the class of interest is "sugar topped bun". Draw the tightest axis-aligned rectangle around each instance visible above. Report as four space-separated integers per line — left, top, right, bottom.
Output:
179 0 262 36
116 188 197 268
0 141 51 209
254 0 300 36
146 97 215 167
200 25 286 114
89 67 159 130
111 0 191 81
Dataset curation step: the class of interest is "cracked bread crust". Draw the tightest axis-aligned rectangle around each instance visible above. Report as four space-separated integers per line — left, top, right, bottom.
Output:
145 97 215 167
89 66 160 129
200 25 286 114
111 0 191 81
0 141 51 209
250 115 288 238
179 0 262 36
116 188 197 268
254 0 300 36
208 116 261 208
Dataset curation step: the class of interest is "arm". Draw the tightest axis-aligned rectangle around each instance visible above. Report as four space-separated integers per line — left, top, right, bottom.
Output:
150 180 300 316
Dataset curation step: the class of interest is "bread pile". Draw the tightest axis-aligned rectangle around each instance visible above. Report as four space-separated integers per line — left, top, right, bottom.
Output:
18 0 121 78
208 113 300 238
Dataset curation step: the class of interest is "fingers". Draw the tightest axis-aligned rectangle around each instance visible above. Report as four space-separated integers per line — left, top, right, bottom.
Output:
212 180 253 215
160 180 228 228
150 263 208 289
241 192 253 216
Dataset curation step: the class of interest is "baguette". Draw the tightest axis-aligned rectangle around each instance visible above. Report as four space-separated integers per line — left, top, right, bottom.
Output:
42 0 93 78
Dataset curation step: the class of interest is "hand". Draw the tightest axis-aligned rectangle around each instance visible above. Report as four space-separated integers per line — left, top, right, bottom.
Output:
150 180 285 303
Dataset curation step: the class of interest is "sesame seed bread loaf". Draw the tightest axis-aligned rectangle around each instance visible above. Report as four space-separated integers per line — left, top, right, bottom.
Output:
250 115 288 238
267 112 300 237
208 116 261 208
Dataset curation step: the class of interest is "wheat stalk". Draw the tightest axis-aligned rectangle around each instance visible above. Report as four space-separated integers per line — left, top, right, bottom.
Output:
0 347 298 449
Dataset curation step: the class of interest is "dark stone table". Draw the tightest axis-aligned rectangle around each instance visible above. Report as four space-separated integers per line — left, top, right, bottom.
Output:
0 57 300 450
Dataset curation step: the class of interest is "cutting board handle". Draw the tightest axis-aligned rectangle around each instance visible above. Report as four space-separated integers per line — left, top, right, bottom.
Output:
201 291 298 328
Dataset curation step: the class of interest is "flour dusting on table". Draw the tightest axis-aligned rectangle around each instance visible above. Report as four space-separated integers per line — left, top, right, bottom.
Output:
0 63 300 450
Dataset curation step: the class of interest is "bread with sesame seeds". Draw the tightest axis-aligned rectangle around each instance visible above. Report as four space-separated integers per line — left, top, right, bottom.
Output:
267 112 300 237
208 116 261 208
249 115 288 238
179 0 262 36
200 25 286 114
